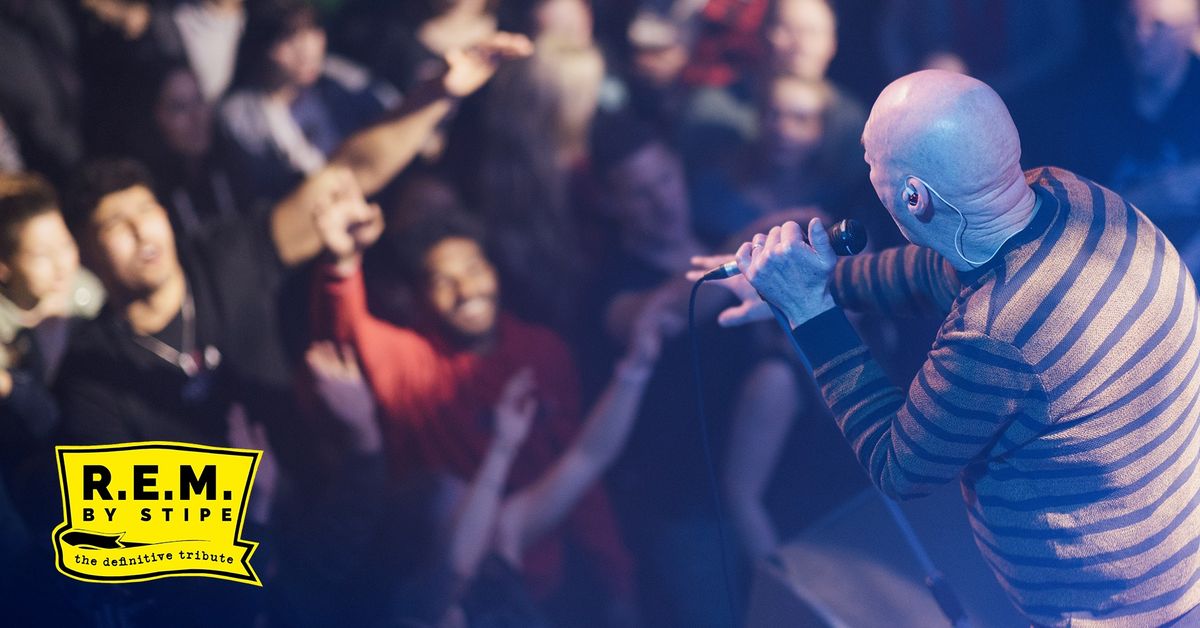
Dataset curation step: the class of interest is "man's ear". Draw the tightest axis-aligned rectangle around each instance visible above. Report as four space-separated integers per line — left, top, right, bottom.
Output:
0 260 10 285
903 177 933 223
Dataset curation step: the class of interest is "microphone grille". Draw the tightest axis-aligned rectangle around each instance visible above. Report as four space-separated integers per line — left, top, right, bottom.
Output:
830 219 868 255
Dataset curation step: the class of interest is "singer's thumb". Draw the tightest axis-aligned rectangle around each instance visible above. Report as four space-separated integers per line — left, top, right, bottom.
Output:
808 218 836 262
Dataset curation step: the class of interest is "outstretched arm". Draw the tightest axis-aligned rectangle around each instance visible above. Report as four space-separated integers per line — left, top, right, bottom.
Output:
331 33 533 197
269 35 531 267
304 341 383 455
689 242 960 327
270 165 378 268
305 168 386 344
495 299 668 564
447 368 537 581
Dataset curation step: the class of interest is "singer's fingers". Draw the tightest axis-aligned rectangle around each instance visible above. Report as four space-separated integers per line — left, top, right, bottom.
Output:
751 233 767 248
780 221 803 247
807 218 836 262
734 241 755 276
764 225 782 252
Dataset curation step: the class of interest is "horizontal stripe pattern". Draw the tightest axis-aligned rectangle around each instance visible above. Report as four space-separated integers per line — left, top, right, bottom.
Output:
802 168 1200 626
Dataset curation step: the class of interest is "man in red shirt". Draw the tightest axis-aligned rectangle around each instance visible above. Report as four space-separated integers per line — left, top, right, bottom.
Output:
310 199 635 610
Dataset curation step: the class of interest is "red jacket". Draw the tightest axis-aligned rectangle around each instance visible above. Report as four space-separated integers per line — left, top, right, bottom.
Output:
311 266 634 599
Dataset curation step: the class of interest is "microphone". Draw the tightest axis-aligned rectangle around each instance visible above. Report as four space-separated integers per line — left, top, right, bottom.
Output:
700 218 868 281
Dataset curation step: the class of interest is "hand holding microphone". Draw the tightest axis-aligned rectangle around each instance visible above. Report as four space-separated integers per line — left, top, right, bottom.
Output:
699 218 866 280
687 218 866 328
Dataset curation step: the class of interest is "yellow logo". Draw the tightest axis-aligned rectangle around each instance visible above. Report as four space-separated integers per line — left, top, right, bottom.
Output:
52 442 262 586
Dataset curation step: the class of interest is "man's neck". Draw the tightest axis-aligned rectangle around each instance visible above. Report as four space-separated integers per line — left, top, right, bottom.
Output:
124 269 187 336
440 327 496 356
424 313 499 356
956 186 1039 271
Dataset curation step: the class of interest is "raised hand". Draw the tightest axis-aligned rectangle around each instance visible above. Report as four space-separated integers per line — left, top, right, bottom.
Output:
303 166 384 270
736 219 838 328
442 32 535 99
619 290 676 375
686 255 773 327
493 367 538 455
305 341 381 454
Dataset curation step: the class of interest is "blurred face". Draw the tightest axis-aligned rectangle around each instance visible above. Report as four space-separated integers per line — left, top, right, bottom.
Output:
765 79 827 166
154 70 213 158
0 212 79 311
423 237 499 343
87 186 180 298
768 0 837 80
1122 0 1200 80
633 44 688 88
270 25 326 89
550 49 605 151
609 142 690 247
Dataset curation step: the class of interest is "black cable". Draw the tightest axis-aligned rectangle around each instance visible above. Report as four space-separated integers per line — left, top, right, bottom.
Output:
688 278 741 627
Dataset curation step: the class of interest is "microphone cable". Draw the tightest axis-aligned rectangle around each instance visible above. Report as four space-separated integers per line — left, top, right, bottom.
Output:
685 219 863 626
687 278 742 627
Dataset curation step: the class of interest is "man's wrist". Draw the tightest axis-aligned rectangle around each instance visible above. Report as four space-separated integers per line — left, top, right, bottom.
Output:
614 360 653 385
329 253 361 278
491 436 523 460
790 307 862 367
782 291 837 329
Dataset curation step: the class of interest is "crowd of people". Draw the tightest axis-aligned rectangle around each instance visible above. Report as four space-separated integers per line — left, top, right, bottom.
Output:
0 0 1198 626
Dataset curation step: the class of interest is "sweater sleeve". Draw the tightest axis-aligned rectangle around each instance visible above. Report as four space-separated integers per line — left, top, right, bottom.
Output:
311 264 370 345
831 245 961 319
791 308 1047 499
310 264 436 422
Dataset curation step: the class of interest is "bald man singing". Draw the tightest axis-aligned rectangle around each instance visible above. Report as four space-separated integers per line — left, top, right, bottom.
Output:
696 69 1200 625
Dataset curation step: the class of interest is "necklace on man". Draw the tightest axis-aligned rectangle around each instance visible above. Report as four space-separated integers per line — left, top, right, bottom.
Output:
133 289 206 376
132 288 223 404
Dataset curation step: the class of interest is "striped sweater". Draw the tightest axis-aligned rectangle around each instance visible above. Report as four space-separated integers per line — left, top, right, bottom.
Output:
792 167 1200 626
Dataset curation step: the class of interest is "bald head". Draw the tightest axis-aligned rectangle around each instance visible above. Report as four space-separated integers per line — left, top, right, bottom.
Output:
863 70 1036 267
865 70 1023 200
